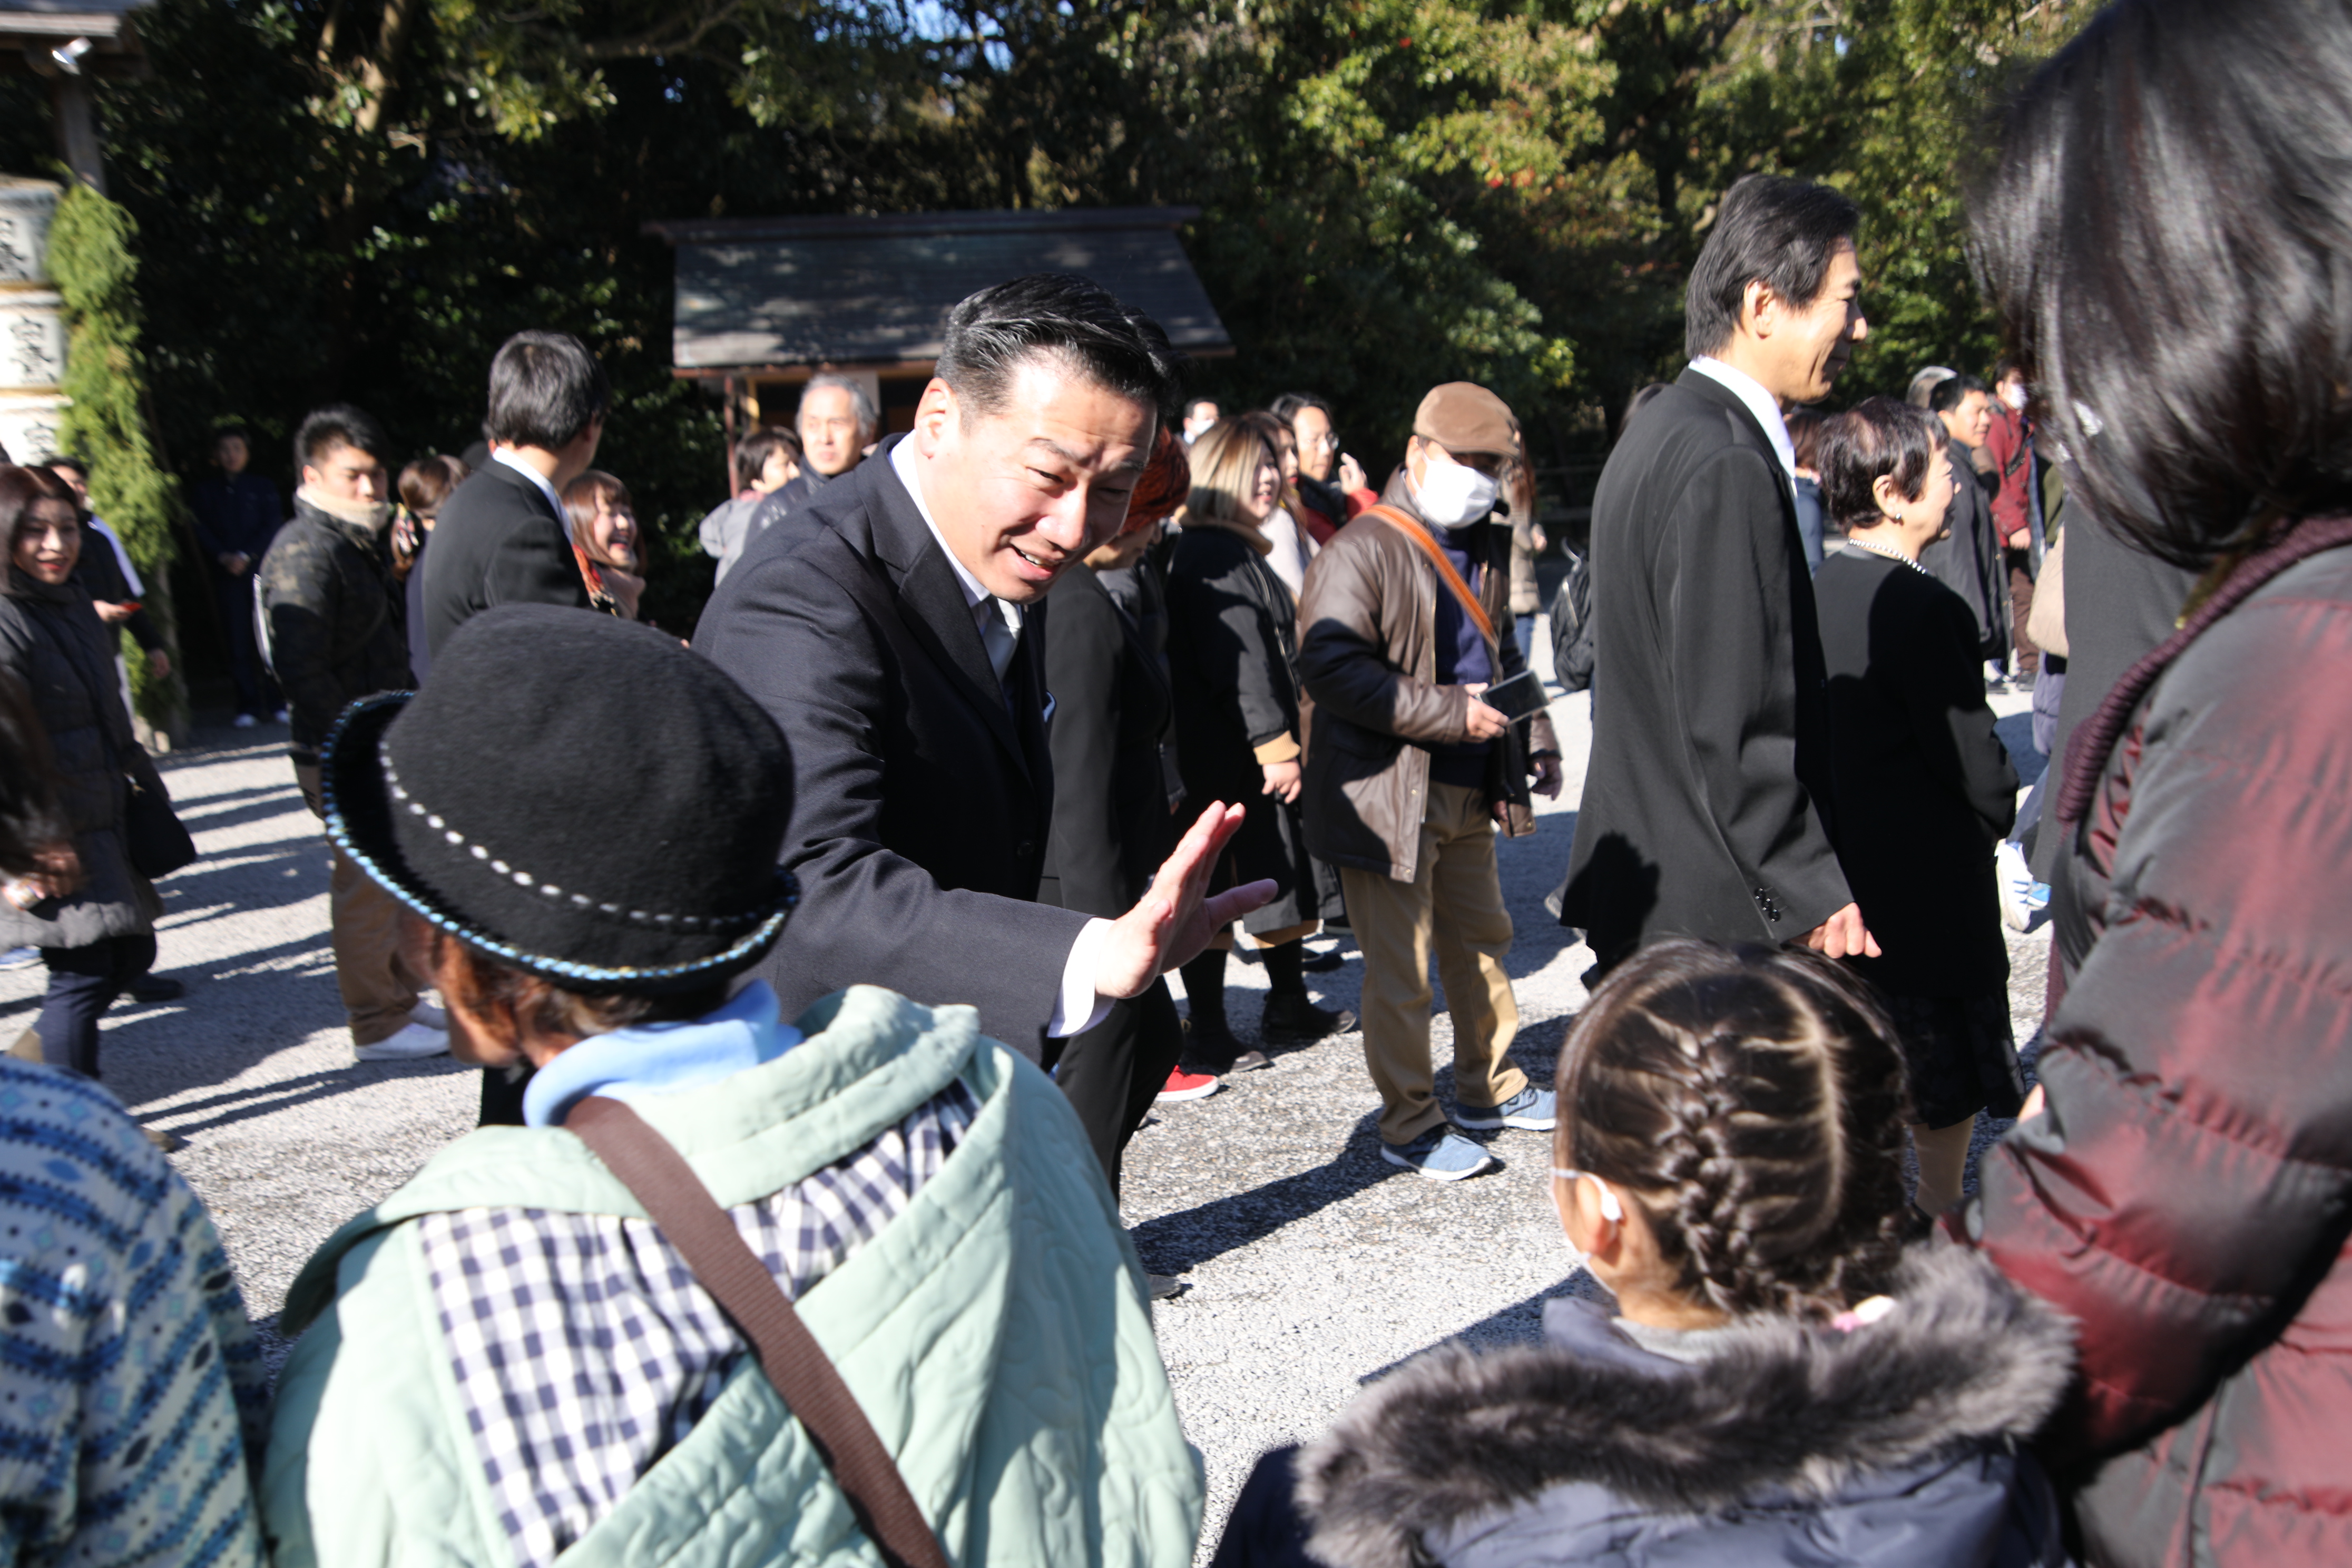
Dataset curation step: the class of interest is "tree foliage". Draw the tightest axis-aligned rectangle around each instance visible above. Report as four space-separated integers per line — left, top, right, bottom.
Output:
0 0 2093 644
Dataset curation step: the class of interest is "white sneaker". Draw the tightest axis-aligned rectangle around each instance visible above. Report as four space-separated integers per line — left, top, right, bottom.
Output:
1996 839 2040 932
408 1001 447 1032
231 713 258 729
355 1022 450 1062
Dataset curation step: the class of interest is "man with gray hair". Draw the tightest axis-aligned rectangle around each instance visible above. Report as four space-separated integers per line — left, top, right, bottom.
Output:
726 372 879 566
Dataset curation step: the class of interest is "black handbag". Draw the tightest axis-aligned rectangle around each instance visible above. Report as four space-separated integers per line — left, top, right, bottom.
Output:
123 773 198 880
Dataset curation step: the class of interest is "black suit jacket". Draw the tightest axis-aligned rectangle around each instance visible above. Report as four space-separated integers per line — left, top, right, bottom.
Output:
693 437 1085 1054
418 459 590 660
1557 367 1849 967
1040 562 1175 919
1920 436 2007 661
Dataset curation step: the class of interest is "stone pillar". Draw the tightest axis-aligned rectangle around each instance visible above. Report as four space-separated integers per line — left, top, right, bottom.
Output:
0 179 70 467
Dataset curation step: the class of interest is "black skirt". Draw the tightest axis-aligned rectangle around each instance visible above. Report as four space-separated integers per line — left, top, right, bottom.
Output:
1881 991 2027 1128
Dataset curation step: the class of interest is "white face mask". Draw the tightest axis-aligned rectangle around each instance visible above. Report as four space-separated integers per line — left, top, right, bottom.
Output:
1414 452 1500 529
2002 381 2029 411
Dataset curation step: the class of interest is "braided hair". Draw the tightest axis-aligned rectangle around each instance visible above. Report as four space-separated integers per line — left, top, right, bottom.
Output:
1557 940 1912 1320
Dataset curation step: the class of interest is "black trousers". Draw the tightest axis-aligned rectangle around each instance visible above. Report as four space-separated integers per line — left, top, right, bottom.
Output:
1042 978 1184 1197
213 573 279 717
36 933 157 1078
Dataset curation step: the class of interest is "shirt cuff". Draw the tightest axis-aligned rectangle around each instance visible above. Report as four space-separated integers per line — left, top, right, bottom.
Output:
1046 918 1117 1039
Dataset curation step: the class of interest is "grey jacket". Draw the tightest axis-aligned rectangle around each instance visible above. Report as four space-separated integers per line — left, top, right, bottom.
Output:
1283 1246 2073 1568
0 571 162 948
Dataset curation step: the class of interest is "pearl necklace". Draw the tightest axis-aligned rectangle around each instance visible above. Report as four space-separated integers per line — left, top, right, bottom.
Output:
1847 537 1927 573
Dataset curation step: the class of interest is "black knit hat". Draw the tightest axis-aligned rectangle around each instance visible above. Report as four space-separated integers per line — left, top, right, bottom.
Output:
321 605 797 993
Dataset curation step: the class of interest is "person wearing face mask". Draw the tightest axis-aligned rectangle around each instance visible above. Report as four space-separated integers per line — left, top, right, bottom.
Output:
258 406 449 1064
1295 384 1564 1180
1557 175 1877 979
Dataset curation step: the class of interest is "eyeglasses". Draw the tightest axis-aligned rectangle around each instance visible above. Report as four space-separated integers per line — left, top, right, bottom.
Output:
1551 1168 1623 1221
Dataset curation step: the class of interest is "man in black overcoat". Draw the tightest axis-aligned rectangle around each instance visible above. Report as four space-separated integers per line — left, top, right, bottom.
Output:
1557 176 1880 973
694 275 1270 1064
418 330 601 662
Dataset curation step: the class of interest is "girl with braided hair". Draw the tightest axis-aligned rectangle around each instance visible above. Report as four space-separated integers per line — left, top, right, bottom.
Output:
1214 940 2074 1568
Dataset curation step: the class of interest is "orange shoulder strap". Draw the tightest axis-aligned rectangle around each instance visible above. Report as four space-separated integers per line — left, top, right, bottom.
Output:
1364 504 1497 649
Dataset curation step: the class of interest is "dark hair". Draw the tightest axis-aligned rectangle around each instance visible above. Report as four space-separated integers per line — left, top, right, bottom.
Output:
484 330 610 450
398 454 469 518
1185 397 1220 419
38 454 86 479
1685 175 1861 360
1973 0 2352 569
1269 391 1335 426
561 468 632 536
295 404 391 472
0 464 81 547
1783 408 1826 473
1991 357 2027 387
1556 939 1912 1320
936 274 1183 424
1819 398 1942 533
436 929 729 1044
1928 373 1988 417
734 425 801 488
0 670 66 878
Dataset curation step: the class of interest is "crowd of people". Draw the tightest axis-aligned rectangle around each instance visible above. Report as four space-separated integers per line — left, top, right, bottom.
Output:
0 0 2347 1562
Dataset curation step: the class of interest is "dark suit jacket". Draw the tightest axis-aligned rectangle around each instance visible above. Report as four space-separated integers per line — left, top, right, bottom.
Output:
417 459 589 660
692 437 1086 1054
1920 436 2006 661
1557 367 1849 967
1814 550 2017 997
1040 562 1174 920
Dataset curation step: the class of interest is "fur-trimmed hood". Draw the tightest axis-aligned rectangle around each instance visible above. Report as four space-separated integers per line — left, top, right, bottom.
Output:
1297 1244 2075 1568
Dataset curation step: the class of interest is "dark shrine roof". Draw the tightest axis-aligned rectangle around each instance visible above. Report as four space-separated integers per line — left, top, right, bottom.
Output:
647 208 1230 373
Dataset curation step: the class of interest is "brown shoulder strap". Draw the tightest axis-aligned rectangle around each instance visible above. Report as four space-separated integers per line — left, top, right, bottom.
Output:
564 1096 951 1568
1363 504 1498 649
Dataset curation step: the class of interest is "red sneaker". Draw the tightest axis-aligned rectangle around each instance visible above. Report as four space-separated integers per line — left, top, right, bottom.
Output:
1156 1066 1222 1103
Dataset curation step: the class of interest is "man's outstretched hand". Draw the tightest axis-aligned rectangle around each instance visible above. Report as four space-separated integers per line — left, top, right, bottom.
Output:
1803 902 1882 960
1093 801 1277 1000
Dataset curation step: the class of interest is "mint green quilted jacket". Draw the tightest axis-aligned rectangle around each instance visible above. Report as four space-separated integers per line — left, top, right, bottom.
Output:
261 986 1203 1567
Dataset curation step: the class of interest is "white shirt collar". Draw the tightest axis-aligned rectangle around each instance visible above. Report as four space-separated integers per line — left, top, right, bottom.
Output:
889 437 1023 632
492 448 572 541
1688 357 1798 482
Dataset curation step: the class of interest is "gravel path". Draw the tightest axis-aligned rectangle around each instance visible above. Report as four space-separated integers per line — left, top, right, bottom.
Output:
0 637 2052 1559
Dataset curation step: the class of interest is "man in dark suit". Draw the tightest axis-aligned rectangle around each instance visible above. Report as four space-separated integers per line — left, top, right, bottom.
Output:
419 330 602 661
1558 175 1880 973
1921 373 2010 679
695 275 1271 1064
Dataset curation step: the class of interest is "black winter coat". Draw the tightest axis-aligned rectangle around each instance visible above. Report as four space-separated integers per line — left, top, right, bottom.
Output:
1556 368 1848 967
1814 549 2016 996
1166 518 1326 932
1920 438 2007 663
1973 527 2352 1568
258 496 416 758
1040 563 1174 919
189 472 283 568
0 572 161 949
1217 1246 2073 1568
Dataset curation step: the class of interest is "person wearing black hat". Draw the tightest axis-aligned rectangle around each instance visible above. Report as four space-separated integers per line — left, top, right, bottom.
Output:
694 274 1273 1070
265 604 1206 1568
1556 174 1878 976
1294 382 1564 1182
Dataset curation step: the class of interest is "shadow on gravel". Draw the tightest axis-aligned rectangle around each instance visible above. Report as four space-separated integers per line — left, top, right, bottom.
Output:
1131 1124 1400 1275
1354 1271 1613 1386
142 1059 473 1138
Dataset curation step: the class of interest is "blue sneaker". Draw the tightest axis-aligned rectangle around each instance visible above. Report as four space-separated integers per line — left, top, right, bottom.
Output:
1380 1125 1499 1181
1456 1085 1557 1131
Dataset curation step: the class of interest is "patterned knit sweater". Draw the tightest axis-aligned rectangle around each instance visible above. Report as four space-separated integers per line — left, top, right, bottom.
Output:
0 1061 268 1566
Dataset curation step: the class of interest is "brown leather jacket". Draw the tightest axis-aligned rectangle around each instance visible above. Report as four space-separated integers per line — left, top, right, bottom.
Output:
1296 474 1559 882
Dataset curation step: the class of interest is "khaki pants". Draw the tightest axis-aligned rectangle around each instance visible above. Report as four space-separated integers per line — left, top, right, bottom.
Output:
1339 781 1526 1144
296 764 425 1046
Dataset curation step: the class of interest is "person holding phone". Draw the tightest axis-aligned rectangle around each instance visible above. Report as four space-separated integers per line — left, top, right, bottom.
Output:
1295 383 1563 1182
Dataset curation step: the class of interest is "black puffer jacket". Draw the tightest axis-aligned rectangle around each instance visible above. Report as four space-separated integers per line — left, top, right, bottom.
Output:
0 571 162 949
1218 1246 2074 1568
258 494 415 761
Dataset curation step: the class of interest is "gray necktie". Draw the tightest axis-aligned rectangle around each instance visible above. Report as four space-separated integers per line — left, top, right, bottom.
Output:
977 597 1018 686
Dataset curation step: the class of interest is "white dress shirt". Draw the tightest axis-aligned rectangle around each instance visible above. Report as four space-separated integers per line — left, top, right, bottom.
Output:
492 448 572 541
887 438 1115 1040
1688 356 1798 487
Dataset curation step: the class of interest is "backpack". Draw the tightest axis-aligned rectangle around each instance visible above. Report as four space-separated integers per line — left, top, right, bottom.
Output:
1549 546 1595 693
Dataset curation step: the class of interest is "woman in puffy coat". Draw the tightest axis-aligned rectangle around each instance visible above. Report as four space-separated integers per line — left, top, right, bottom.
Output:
1962 3 2352 1563
0 466 166 1082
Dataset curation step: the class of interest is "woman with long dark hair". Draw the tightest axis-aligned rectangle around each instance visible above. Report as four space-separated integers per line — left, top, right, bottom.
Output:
1964 3 2352 1562
0 466 167 1084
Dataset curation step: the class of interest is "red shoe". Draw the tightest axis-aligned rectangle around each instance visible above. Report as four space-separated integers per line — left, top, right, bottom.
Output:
1157 1066 1222 1103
